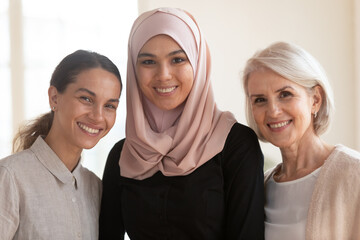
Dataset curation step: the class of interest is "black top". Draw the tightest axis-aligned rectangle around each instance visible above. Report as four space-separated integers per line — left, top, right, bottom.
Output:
99 123 264 239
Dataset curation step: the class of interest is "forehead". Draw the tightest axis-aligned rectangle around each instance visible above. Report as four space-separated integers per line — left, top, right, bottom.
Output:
139 34 182 54
247 70 299 93
67 68 121 95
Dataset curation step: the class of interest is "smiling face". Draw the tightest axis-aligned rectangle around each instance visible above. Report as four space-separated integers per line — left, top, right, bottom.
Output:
50 67 121 151
247 69 319 149
135 34 194 111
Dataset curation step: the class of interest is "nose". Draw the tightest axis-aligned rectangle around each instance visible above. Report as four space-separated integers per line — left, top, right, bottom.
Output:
89 104 104 122
156 63 172 81
267 100 282 117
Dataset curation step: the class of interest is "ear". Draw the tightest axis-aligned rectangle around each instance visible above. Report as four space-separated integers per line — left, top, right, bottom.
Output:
48 86 59 111
312 85 323 114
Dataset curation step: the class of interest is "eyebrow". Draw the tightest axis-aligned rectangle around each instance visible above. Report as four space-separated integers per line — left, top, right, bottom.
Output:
137 49 186 59
275 86 294 93
76 88 120 102
76 88 95 96
249 86 294 98
168 49 186 56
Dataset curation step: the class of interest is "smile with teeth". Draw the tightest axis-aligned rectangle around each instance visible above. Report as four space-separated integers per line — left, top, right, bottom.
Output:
268 120 291 129
78 122 100 134
155 86 176 93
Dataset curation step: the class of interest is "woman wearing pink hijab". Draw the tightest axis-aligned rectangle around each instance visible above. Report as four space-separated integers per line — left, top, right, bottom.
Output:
99 8 264 239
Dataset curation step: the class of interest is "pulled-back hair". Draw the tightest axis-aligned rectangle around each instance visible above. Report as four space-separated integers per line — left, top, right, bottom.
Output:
12 50 122 152
242 42 334 141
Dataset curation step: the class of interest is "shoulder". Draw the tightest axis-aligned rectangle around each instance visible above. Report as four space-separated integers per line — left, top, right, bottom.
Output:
223 122 260 152
221 122 263 175
79 166 101 183
108 139 126 160
334 144 360 160
223 122 262 156
0 149 37 172
320 145 360 182
0 150 37 196
102 139 125 180
226 122 259 141
326 144 360 168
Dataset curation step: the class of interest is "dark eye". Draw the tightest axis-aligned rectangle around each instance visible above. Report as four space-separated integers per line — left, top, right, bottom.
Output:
254 97 266 104
80 96 92 103
172 57 185 64
105 103 117 110
280 91 292 98
141 59 155 65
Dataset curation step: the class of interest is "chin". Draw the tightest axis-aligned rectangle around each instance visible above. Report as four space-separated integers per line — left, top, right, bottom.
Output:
80 140 101 150
273 141 293 149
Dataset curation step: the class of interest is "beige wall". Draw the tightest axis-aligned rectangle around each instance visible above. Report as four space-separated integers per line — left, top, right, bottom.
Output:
356 0 360 150
138 0 358 163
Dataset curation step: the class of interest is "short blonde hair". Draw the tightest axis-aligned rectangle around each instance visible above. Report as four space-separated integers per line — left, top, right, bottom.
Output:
242 42 334 141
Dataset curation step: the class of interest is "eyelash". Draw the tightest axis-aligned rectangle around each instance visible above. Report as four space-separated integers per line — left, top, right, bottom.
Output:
279 91 293 98
252 91 293 104
105 104 117 110
141 59 155 65
80 96 92 103
80 96 117 110
139 56 187 65
172 57 186 63
254 97 266 104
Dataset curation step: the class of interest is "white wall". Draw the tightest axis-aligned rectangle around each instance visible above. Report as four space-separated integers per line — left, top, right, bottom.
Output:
138 0 358 164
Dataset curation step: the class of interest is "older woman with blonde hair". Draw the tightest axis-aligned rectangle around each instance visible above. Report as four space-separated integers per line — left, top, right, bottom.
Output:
242 41 360 239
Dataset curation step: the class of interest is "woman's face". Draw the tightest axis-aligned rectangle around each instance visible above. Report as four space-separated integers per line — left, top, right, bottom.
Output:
51 68 121 150
247 69 318 149
136 34 194 110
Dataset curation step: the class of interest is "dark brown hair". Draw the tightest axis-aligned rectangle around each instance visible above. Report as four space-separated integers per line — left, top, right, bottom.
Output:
12 50 122 152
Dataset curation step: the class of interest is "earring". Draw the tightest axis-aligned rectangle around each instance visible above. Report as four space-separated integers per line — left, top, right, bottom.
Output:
52 106 55 111
314 111 317 118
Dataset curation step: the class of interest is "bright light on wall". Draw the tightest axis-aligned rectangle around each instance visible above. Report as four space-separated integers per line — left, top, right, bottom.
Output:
1 0 138 179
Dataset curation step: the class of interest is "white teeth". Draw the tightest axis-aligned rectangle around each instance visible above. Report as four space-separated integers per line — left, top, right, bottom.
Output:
78 123 100 134
269 120 291 129
156 87 176 93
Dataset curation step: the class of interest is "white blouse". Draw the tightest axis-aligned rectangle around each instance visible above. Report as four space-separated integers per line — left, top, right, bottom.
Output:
265 167 321 240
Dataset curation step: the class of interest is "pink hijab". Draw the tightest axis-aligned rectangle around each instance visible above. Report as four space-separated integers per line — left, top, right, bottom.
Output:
120 8 236 180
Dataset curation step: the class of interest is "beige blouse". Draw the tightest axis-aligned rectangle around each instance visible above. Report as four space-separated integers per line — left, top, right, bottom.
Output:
0 136 102 240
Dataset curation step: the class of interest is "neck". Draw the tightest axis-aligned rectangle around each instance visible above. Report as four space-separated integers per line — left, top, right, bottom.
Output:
143 97 184 133
276 133 334 182
45 128 82 172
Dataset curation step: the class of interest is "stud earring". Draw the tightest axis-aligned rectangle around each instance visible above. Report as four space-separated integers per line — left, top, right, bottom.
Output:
52 106 55 111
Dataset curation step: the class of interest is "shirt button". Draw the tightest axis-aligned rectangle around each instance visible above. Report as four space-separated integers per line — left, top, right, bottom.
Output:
72 197 76 203
77 232 81 238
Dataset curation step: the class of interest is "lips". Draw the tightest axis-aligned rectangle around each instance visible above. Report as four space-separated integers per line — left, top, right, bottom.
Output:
155 86 177 93
77 122 101 134
268 120 291 129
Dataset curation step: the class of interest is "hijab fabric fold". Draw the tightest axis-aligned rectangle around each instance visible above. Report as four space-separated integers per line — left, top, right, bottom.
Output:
120 8 236 180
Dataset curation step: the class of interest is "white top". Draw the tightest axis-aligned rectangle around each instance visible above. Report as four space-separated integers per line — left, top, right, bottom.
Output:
265 167 321 240
0 136 102 240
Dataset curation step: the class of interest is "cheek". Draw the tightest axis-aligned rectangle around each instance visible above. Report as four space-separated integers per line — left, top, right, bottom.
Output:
136 72 152 94
182 68 194 93
251 107 264 123
106 112 117 128
60 99 82 119
293 101 312 120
